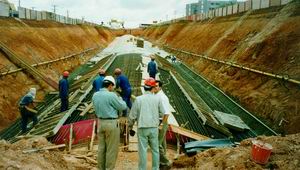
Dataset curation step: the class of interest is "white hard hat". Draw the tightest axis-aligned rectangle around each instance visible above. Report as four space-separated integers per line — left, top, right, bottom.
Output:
103 76 115 85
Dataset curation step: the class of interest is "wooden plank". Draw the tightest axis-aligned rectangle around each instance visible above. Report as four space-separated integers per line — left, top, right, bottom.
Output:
69 124 73 152
23 144 66 154
169 124 209 141
80 103 93 116
89 120 96 151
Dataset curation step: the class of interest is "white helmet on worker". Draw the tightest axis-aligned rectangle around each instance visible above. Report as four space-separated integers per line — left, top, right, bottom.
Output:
103 76 115 86
99 68 105 75
29 87 36 99
114 68 122 75
150 55 155 60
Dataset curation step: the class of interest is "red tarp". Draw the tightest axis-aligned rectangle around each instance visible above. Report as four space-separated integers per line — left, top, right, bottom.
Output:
52 119 97 145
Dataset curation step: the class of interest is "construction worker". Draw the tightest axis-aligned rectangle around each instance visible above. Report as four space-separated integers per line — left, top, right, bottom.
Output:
93 68 105 92
114 68 132 116
18 88 38 134
92 76 127 170
128 77 165 170
59 71 69 112
147 55 158 79
155 80 172 168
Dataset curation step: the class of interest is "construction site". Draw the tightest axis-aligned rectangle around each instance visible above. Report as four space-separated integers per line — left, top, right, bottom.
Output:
0 0 299 169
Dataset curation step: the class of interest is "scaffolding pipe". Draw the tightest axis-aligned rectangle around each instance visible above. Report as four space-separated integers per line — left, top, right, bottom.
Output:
0 47 97 77
165 46 300 86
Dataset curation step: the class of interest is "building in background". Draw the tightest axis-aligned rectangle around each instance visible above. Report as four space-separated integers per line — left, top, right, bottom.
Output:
0 0 16 17
186 0 238 16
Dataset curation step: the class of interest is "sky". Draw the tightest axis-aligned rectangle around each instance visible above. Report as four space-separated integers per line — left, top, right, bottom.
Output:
8 0 243 28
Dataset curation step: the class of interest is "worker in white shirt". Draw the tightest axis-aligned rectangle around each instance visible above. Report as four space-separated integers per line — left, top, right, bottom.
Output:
128 77 165 170
155 80 172 168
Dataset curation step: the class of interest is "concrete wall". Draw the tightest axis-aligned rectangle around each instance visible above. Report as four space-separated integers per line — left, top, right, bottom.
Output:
41 11 47 20
227 5 233 15
0 2 9 17
37 11 42 20
270 0 281 6
222 7 227 16
30 10 37 20
232 4 238 14
18 7 25 18
217 8 221 16
245 0 252 10
239 2 246 12
261 0 270 8
252 0 261 10
25 8 30 19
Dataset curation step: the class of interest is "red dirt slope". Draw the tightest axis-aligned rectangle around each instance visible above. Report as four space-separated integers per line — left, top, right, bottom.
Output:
0 18 115 130
142 2 300 134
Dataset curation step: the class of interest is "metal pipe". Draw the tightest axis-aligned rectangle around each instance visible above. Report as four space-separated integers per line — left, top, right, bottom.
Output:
0 47 97 77
165 46 300 85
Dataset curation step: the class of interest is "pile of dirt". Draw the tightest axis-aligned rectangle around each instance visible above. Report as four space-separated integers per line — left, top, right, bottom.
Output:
0 137 96 169
142 1 300 134
173 133 300 169
0 18 115 130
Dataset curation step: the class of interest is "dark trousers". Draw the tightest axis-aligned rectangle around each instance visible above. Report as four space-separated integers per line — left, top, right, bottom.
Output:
60 97 69 112
121 88 131 116
20 106 38 133
149 73 156 79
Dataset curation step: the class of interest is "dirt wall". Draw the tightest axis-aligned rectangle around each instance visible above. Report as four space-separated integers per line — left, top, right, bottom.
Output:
0 18 115 130
142 2 300 134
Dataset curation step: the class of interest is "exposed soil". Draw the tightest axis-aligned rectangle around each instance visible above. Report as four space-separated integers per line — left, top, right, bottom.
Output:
142 2 300 134
0 134 299 169
173 133 300 170
0 18 115 131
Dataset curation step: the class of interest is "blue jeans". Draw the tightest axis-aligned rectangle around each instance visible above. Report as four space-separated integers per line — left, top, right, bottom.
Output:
137 127 159 170
19 106 38 133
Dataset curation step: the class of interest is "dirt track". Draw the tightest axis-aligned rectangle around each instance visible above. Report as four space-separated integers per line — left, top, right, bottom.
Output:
141 2 300 134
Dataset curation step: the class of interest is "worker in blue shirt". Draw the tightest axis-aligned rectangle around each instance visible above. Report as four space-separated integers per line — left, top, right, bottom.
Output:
92 76 127 170
147 55 158 79
93 68 105 92
19 88 38 133
114 68 131 116
59 71 69 112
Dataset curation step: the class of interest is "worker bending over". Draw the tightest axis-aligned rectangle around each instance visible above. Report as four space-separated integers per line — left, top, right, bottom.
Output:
114 68 132 116
18 88 38 134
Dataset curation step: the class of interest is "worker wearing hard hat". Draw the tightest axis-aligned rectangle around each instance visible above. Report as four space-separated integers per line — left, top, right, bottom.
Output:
92 76 127 170
155 80 172 168
114 68 132 116
93 68 106 92
128 77 165 170
18 87 38 133
147 55 158 79
59 71 69 112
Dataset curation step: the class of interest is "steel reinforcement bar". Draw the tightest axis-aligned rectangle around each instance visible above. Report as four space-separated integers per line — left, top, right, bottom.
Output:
174 62 278 137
